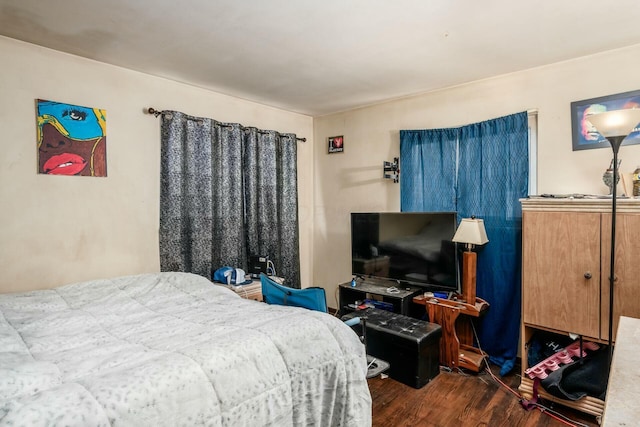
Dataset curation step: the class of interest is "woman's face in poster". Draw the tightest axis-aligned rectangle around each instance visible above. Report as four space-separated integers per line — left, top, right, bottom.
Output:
37 101 106 176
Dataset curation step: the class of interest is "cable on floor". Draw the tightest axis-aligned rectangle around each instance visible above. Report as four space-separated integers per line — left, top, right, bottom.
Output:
469 320 590 427
333 285 341 317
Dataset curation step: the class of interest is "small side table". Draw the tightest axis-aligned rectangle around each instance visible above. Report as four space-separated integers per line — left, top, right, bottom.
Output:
219 281 263 301
413 294 489 372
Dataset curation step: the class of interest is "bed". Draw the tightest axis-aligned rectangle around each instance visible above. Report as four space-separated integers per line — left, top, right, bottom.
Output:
0 272 372 426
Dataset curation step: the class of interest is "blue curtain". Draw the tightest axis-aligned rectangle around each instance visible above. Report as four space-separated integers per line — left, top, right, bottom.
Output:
400 112 528 373
400 128 458 211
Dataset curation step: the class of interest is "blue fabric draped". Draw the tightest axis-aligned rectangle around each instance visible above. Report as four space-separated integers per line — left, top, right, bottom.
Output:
400 128 457 211
399 112 529 373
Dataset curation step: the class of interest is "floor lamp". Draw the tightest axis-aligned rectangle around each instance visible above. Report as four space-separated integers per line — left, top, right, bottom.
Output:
452 217 489 304
584 108 640 358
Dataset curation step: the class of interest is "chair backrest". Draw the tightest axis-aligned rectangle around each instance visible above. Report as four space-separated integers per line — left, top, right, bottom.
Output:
260 274 328 313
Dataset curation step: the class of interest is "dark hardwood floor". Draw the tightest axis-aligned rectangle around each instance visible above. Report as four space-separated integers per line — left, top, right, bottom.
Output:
369 365 600 427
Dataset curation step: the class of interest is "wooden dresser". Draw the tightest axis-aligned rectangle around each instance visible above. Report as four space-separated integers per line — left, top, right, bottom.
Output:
519 197 640 418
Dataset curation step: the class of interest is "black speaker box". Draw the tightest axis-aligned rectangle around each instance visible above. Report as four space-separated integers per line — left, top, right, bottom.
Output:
343 308 441 388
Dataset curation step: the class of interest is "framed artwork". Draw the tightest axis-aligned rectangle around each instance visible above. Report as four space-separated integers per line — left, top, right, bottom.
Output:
36 99 107 176
571 89 640 151
328 135 344 154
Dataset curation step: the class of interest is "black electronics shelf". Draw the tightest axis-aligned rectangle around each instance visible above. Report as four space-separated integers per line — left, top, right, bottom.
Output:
338 278 423 317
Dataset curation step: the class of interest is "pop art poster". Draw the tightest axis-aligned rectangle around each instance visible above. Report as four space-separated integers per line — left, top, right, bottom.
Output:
36 99 107 176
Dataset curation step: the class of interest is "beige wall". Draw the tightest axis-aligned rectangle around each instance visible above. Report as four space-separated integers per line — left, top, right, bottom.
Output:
4 34 640 306
0 36 314 293
314 44 640 309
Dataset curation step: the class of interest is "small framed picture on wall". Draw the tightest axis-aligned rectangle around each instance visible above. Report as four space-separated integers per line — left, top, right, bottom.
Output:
328 135 344 154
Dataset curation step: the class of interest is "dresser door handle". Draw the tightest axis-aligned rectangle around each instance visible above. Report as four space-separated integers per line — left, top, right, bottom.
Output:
584 272 592 279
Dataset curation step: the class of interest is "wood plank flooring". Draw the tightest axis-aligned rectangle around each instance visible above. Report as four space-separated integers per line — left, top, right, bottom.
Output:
369 365 600 427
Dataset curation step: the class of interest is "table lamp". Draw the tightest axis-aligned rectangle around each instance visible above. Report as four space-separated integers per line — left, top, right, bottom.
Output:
452 217 489 305
586 108 640 355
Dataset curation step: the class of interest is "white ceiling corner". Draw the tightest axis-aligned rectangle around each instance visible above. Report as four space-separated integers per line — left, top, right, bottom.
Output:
1 0 639 116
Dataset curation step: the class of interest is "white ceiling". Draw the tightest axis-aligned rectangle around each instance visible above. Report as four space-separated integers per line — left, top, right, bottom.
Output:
2 0 640 116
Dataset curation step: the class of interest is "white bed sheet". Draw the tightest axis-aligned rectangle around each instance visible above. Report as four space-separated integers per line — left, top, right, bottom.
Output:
0 272 371 426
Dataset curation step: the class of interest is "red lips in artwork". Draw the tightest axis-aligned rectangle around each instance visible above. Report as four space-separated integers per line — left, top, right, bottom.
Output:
43 153 88 175
38 122 105 176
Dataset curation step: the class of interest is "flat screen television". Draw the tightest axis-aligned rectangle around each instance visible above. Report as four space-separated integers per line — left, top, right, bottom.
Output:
350 212 459 292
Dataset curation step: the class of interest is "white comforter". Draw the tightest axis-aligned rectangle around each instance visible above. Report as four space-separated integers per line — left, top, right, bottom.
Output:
0 272 371 426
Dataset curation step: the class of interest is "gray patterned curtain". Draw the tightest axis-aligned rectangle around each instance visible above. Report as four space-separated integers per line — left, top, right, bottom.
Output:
159 111 301 287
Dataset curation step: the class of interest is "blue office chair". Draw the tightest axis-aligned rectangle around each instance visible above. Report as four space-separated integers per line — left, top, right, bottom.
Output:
260 274 328 313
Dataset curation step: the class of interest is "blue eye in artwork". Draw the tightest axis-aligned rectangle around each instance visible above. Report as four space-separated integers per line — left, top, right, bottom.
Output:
38 100 104 140
64 109 87 121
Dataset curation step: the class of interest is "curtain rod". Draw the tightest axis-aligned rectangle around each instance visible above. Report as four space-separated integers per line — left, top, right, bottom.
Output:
147 108 306 142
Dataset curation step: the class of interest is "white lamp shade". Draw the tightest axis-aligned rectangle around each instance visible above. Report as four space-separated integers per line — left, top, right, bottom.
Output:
452 218 489 246
586 109 640 138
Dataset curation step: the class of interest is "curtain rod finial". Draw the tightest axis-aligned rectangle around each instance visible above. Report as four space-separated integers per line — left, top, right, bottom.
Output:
147 107 161 117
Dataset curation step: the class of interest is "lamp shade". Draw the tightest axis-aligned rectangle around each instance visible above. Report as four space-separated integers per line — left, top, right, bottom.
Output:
586 109 640 138
452 218 489 246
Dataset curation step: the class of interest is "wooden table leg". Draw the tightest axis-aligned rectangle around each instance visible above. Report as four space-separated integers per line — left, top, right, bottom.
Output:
427 302 461 370
427 301 487 372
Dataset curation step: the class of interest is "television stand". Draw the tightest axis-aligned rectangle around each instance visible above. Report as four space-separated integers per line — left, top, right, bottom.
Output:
338 278 423 316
